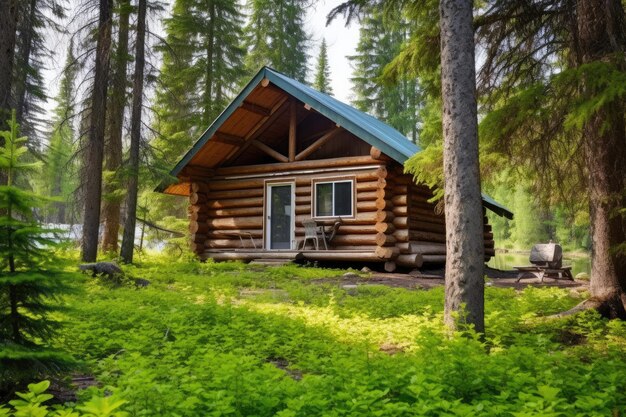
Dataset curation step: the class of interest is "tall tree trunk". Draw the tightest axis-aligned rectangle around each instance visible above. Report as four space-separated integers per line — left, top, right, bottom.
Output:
439 0 485 333
203 0 215 125
14 0 37 128
102 0 130 253
81 0 113 262
120 0 146 263
0 0 19 134
577 0 626 318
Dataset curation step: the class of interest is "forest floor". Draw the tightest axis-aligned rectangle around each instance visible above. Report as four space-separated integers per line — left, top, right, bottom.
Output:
10 252 625 416
321 271 588 291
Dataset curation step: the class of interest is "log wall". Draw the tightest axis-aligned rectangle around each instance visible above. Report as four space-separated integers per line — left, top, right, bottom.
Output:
187 153 496 270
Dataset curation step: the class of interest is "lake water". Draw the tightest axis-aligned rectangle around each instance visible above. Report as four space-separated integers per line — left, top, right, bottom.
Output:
487 252 591 276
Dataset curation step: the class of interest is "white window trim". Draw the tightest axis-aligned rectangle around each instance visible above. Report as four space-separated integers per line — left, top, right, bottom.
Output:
313 179 354 218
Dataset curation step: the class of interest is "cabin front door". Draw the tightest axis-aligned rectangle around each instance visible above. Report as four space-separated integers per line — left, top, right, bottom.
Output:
265 183 295 250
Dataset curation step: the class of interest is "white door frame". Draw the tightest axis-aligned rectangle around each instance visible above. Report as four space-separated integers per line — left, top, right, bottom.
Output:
265 181 295 250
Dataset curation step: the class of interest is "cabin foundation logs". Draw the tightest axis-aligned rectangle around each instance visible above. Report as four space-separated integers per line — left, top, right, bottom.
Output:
188 154 496 268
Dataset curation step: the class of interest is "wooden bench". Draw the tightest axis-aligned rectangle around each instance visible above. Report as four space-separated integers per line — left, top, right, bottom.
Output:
514 242 575 282
515 266 574 282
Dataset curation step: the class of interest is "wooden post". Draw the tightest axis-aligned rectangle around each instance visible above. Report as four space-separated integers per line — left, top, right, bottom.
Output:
289 99 296 161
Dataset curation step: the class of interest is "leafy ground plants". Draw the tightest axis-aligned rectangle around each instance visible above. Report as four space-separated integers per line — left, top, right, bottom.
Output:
2 254 626 416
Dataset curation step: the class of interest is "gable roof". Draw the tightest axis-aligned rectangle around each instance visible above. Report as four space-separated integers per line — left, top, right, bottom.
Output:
164 66 513 219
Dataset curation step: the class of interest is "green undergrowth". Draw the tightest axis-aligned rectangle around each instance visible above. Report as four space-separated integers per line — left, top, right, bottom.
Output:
3 254 626 416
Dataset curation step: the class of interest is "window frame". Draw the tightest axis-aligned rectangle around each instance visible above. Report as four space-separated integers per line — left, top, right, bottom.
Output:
312 177 355 219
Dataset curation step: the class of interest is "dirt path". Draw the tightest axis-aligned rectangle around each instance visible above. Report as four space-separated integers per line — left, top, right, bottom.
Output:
320 267 588 291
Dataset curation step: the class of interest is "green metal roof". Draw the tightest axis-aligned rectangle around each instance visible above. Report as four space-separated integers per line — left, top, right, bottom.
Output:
167 66 513 219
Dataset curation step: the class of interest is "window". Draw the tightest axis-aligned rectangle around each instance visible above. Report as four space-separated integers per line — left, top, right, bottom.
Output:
314 180 354 217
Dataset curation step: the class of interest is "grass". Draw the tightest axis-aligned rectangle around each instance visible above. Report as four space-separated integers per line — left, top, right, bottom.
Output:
5 252 626 416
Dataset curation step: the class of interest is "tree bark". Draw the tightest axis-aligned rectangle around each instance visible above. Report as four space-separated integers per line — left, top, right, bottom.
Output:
81 0 113 262
102 0 130 253
0 0 19 135
576 0 626 319
439 0 485 333
120 0 146 263
14 0 37 129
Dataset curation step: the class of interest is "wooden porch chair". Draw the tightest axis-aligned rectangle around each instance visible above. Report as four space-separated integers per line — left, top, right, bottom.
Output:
514 242 574 282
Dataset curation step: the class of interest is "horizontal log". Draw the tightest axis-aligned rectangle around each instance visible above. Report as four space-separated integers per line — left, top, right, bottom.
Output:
398 241 446 255
190 233 206 243
189 192 207 205
422 254 446 264
296 212 379 225
384 261 397 272
208 216 262 229
190 212 208 222
396 254 424 268
331 245 379 251
189 204 202 214
410 230 446 243
375 232 396 246
191 182 211 193
359 191 379 201
205 229 263 239
207 206 264 218
216 155 385 176
205 239 262 249
208 188 264 200
328 234 378 246
376 198 391 211
392 217 408 228
393 206 407 216
375 246 399 259
190 242 204 253
207 197 263 209
295 225 377 235
410 220 446 234
300 251 388 263
370 146 391 161
376 211 394 222
375 188 393 200
391 195 407 206
190 221 209 235
374 222 395 234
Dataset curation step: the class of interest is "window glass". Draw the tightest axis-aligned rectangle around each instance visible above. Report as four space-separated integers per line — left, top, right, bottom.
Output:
334 182 352 216
316 183 333 216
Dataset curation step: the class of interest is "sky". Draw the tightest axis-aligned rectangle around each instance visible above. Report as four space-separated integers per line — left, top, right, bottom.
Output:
307 0 361 103
42 0 362 118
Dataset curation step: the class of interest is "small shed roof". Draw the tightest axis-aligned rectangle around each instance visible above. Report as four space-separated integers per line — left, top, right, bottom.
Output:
164 66 513 219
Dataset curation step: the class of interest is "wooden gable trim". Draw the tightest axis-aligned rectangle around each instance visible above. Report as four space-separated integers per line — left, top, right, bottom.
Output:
239 101 271 117
222 96 289 165
249 139 288 163
294 127 342 161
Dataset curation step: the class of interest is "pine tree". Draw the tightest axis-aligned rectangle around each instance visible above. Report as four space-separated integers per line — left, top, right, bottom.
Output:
13 0 67 144
0 0 19 136
0 112 73 393
120 0 147 263
244 0 310 82
102 0 132 253
81 0 113 262
152 0 246 165
313 38 333 94
349 9 420 142
41 43 79 224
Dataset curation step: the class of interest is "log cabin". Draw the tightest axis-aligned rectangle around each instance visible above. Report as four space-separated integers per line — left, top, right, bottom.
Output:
159 67 513 272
